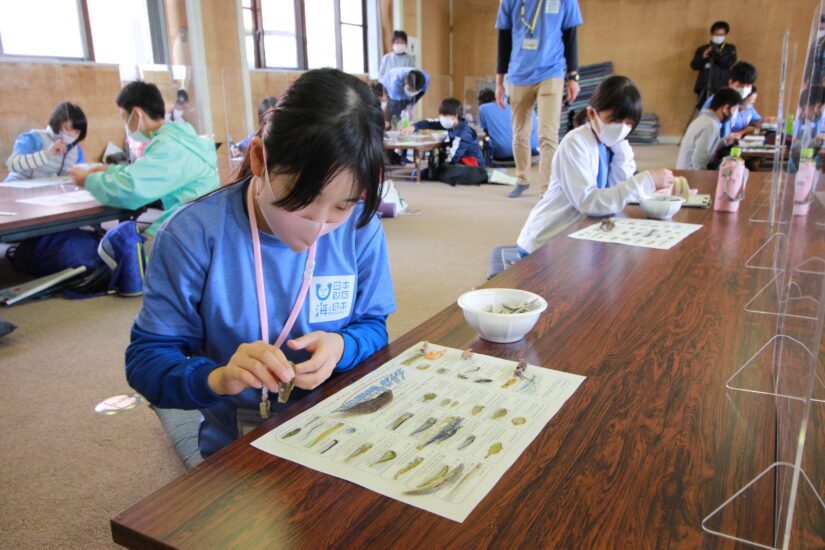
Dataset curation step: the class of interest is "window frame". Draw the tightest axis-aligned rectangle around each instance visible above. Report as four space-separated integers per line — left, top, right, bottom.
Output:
0 0 169 65
249 0 368 73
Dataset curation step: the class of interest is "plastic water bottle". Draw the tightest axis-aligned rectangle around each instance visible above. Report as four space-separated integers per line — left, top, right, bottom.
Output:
793 148 817 216
714 147 748 212
391 115 398 130
401 110 410 129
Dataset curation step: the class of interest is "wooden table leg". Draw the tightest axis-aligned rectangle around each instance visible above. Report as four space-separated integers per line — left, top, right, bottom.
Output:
415 149 422 183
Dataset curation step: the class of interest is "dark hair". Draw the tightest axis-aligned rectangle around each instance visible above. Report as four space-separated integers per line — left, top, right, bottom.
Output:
478 88 496 105
392 30 408 43
710 88 743 110
710 21 729 34
804 85 825 107
439 97 463 118
587 75 643 128
233 68 385 228
116 81 165 120
176 88 189 104
405 70 425 92
729 61 757 85
48 102 87 143
257 96 278 123
370 82 385 100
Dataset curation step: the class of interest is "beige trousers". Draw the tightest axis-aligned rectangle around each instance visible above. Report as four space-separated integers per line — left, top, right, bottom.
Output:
509 77 564 188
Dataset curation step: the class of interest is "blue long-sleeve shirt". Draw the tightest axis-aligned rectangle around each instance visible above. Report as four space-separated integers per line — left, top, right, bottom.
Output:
126 179 395 457
413 119 484 166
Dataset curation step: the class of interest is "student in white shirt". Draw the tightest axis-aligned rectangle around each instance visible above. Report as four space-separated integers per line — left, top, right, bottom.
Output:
517 76 673 254
676 87 742 171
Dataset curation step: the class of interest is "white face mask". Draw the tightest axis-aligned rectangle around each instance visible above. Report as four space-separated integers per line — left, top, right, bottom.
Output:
439 116 456 129
818 29 825 40
60 133 78 145
393 44 407 55
125 110 150 143
732 85 752 99
404 86 417 98
589 109 632 146
711 35 726 45
380 101 387 111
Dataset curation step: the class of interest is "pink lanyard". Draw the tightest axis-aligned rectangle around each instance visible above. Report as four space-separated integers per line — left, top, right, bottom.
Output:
246 185 317 402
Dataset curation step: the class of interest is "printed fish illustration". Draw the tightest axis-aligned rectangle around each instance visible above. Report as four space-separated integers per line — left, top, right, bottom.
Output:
418 417 462 449
401 342 431 365
281 427 301 439
436 368 448 374
370 450 397 467
492 408 507 420
461 349 473 360
320 439 339 454
410 417 437 435
337 389 393 415
449 463 482 499
391 412 414 430
416 364 431 371
424 350 447 361
393 456 424 480
456 435 475 451
511 416 526 426
440 398 451 407
486 442 502 458
501 379 517 389
404 464 465 495
450 401 460 408
306 422 344 448
474 378 493 384
422 393 437 401
344 442 373 463
471 405 484 416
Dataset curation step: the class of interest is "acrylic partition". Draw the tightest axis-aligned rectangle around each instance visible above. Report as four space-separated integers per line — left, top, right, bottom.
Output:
702 2 825 548
463 75 496 129
221 67 254 182
0 60 127 178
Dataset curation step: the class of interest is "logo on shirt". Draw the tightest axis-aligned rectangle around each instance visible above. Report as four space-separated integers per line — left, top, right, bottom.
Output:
309 275 356 323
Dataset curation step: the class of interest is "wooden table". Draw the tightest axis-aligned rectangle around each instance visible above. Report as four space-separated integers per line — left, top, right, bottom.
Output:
112 171 825 549
739 145 787 172
0 179 137 242
384 139 444 183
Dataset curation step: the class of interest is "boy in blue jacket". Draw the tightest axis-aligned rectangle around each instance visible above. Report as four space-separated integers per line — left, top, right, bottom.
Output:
403 97 517 186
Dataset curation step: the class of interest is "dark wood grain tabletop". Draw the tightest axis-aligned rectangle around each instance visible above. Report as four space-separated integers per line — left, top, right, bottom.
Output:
0 178 135 241
111 170 825 549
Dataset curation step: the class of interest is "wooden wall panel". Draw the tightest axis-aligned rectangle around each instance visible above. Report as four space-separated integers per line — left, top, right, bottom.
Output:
451 0 820 136
0 61 123 177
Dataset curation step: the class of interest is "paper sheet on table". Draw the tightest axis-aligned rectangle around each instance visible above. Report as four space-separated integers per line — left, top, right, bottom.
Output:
252 342 585 523
568 218 702 250
16 190 98 206
1 176 74 189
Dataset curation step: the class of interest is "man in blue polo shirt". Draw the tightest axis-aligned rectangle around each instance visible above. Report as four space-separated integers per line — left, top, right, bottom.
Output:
379 66 430 123
495 0 583 198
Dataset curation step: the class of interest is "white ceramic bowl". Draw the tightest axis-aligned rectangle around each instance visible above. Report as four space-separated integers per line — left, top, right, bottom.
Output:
639 195 685 219
385 130 401 141
457 288 547 344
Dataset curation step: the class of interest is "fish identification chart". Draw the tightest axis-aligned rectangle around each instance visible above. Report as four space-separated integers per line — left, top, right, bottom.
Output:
568 218 702 250
252 342 585 522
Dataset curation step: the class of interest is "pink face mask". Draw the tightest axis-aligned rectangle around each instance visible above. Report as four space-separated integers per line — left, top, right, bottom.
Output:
254 156 351 252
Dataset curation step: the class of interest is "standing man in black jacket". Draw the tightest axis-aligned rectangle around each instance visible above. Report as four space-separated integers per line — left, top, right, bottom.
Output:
690 21 737 108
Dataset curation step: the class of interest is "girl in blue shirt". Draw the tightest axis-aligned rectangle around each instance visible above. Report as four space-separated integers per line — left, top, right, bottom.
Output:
4 102 87 182
126 69 396 458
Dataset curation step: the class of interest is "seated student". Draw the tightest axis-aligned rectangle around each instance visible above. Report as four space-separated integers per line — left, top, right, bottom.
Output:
379 66 429 123
405 97 484 165
702 61 757 138
477 88 538 160
729 86 761 138
5 102 88 182
233 96 278 156
379 30 416 78
124 68 395 459
167 88 193 128
517 76 674 254
677 87 742 171
69 81 220 235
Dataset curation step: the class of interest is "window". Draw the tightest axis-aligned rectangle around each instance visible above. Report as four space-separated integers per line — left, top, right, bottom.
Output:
0 0 168 72
245 0 367 73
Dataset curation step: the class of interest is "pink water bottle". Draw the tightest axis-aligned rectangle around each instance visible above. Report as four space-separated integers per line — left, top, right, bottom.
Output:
714 147 749 212
793 148 817 216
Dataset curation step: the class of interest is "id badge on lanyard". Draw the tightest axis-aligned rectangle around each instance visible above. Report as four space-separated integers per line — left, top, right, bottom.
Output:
545 0 560 13
522 37 539 50
520 0 543 50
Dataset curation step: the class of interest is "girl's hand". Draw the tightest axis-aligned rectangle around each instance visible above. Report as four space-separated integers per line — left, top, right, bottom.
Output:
48 139 67 156
288 331 345 391
401 126 415 136
650 168 674 190
68 167 91 187
207 341 294 396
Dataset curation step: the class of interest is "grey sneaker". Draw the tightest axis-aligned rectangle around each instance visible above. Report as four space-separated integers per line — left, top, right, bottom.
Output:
507 183 529 198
